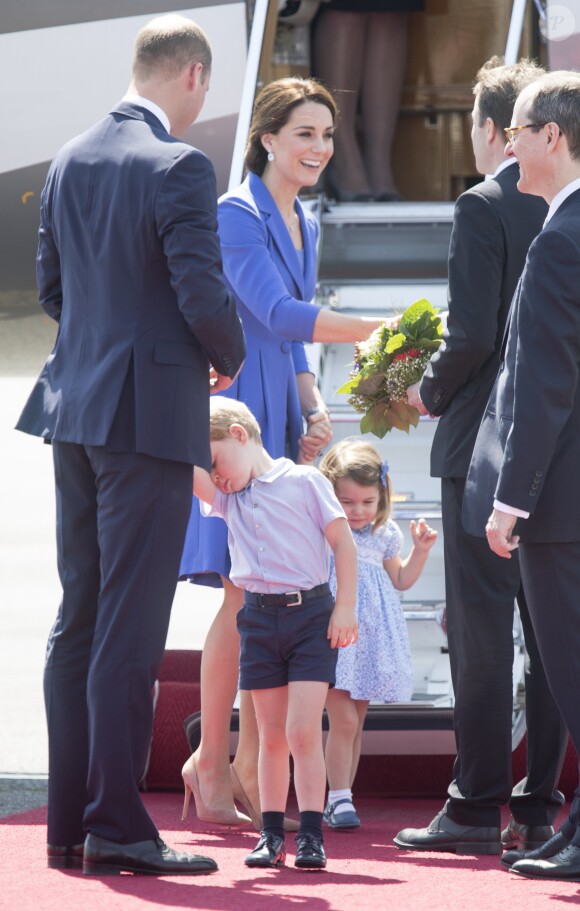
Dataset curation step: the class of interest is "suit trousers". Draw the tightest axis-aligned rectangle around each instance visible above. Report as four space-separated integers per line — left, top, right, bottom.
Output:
442 478 567 826
519 541 580 843
45 442 193 845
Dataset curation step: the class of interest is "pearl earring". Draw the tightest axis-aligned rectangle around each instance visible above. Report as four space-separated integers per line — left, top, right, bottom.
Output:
267 151 275 162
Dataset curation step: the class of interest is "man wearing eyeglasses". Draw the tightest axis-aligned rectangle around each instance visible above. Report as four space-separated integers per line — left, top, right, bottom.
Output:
462 70 580 882
397 58 567 858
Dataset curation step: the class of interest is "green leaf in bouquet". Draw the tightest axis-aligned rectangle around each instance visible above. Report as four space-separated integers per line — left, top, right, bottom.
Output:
415 336 444 351
401 301 442 341
377 322 396 345
337 367 386 396
385 332 407 355
408 315 441 343
336 376 359 394
399 298 437 329
360 401 394 438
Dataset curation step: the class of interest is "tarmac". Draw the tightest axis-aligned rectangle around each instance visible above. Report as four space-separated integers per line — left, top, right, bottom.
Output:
0 291 221 819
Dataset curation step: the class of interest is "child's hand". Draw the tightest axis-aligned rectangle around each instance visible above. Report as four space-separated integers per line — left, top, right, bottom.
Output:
410 517 438 552
297 411 332 464
327 603 358 649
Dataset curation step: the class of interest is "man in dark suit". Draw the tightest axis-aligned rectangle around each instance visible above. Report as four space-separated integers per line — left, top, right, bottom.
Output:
464 70 580 881
395 59 567 856
16 15 245 876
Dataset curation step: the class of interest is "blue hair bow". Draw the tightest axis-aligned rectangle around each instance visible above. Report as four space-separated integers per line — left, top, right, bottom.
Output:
380 461 389 487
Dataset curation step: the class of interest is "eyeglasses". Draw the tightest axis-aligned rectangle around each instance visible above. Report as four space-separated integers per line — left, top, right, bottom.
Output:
504 122 549 145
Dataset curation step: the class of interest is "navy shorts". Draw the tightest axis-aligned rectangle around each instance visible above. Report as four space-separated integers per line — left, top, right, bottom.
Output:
237 588 337 690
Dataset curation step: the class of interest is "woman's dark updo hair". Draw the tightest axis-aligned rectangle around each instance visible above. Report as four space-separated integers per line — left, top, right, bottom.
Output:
244 77 338 176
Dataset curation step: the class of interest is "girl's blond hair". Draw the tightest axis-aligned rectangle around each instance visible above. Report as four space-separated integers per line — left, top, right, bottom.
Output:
319 438 391 531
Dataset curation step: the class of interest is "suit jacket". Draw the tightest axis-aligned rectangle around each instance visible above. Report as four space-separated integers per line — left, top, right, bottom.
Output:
464 188 580 542
420 163 547 478
16 101 246 468
216 172 320 459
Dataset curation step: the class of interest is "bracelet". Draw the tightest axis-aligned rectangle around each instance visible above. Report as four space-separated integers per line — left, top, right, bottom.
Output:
305 408 321 418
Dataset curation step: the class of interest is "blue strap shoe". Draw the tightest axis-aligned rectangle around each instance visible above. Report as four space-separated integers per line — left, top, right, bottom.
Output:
324 799 361 830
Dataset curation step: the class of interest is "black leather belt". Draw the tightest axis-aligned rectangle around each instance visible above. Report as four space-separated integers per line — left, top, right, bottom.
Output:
245 583 331 608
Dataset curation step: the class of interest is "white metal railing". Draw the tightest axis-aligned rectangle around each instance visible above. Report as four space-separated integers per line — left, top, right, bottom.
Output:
228 0 270 190
505 0 530 64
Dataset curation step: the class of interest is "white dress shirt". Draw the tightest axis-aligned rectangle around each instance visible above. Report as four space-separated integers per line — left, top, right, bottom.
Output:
485 157 517 180
122 93 170 134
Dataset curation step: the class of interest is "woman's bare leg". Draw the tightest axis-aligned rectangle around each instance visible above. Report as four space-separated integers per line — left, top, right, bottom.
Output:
190 578 258 811
231 689 260 814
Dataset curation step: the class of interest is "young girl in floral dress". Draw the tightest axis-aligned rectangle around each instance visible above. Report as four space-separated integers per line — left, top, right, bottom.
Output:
319 438 437 828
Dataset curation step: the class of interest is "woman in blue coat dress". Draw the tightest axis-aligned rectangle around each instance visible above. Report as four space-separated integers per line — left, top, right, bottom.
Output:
179 78 385 829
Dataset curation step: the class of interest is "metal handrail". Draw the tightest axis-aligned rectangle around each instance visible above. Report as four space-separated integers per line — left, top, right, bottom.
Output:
228 0 270 191
505 0 530 64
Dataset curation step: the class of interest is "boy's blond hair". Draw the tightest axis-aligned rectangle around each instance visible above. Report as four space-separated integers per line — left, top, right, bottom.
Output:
209 397 262 443
319 438 391 531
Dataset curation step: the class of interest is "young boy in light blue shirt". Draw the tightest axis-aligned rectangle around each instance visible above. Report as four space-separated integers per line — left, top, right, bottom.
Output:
194 396 357 870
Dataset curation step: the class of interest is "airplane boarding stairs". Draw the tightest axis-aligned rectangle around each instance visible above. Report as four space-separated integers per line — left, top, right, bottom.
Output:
310 198 526 756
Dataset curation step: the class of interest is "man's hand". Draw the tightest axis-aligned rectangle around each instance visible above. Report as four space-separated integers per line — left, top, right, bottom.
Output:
406 381 428 415
209 364 242 394
327 603 358 649
485 508 520 558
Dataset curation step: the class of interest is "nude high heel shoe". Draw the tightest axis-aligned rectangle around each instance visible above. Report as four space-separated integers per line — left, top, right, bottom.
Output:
230 765 299 833
182 754 251 827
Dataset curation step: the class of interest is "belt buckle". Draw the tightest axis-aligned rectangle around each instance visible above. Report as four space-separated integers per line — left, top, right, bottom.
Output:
286 591 302 607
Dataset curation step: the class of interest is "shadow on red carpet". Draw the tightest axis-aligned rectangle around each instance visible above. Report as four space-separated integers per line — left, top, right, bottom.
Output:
2 793 580 911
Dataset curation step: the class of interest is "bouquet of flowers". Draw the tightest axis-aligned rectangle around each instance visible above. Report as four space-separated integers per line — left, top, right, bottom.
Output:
337 298 443 437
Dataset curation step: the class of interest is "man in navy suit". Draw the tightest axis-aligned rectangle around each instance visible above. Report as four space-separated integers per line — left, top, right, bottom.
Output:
16 15 245 875
395 59 566 856
463 70 580 881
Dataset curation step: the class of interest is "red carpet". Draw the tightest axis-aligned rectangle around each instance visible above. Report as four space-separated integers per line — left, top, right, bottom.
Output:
2 794 579 911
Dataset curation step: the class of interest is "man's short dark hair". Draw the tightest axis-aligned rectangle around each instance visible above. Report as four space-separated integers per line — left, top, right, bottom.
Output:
474 56 545 131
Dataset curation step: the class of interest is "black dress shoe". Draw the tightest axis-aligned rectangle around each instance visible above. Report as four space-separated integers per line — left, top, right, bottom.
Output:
47 843 84 870
294 833 326 869
83 834 217 876
501 829 571 868
501 821 555 851
511 843 580 880
394 809 501 855
244 833 286 868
